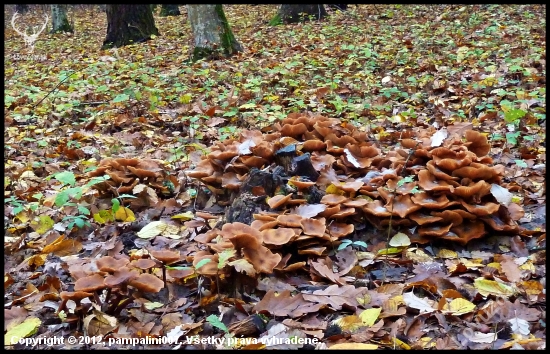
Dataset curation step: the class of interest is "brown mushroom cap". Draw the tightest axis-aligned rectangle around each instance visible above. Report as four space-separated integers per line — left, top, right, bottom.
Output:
328 223 354 238
96 256 129 273
447 220 486 245
363 200 392 217
251 219 279 231
288 177 316 190
426 160 460 181
221 172 242 190
277 214 304 227
418 223 453 237
267 194 293 209
385 194 422 218
465 130 490 157
459 200 500 216
280 123 308 137
452 163 499 181
431 210 464 227
242 246 282 274
104 267 139 288
261 228 296 245
418 170 455 192
320 194 349 206
330 207 357 219
60 291 93 302
129 273 164 293
131 258 159 270
409 211 443 225
339 180 365 192
454 180 492 199
149 249 182 265
302 140 327 152
411 192 453 209
220 222 263 241
229 233 261 250
74 274 106 292
343 198 369 207
481 206 519 232
300 218 326 237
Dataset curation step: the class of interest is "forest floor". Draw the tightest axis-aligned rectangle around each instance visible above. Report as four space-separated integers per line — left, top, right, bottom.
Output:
4 4 546 350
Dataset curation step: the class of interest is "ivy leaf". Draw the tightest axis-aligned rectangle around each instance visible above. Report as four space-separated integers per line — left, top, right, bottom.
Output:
54 171 76 187
112 94 130 103
504 109 527 123
206 314 229 334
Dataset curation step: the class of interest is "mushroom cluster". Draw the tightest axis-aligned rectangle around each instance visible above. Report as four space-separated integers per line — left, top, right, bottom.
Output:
60 254 170 315
88 157 178 197
185 113 523 271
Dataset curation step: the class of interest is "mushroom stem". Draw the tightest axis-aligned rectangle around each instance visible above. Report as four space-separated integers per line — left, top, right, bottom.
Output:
56 299 68 315
102 288 112 313
113 297 133 316
162 265 167 289
93 290 103 307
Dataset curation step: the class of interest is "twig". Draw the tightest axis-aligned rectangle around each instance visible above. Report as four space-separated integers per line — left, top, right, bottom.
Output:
76 101 108 106
382 142 419 284
32 70 76 108
401 142 420 177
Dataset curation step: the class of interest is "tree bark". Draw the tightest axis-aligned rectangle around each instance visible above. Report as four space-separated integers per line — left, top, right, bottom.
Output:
102 5 159 49
327 4 348 11
50 4 73 33
272 4 327 25
159 4 181 17
187 4 242 61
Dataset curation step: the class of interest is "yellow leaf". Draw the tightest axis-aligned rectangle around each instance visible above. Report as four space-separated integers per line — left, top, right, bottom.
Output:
30 215 54 235
144 302 164 310
359 308 382 326
325 184 345 195
15 211 30 223
93 209 115 224
392 337 411 350
332 315 363 332
42 235 83 256
447 298 476 315
114 207 135 222
137 221 167 239
419 337 435 349
171 211 194 221
389 232 411 247
437 249 457 259
5 316 41 345
377 247 402 255
27 254 47 268
474 278 515 298
329 343 378 350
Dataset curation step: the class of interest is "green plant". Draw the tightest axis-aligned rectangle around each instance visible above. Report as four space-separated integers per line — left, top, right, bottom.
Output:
62 214 91 229
338 239 367 251
5 196 25 216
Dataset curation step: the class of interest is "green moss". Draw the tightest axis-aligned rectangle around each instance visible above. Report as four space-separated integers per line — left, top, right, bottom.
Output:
192 46 215 62
192 5 241 61
215 4 241 56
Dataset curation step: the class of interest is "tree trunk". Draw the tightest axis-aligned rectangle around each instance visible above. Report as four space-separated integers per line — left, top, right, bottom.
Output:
159 4 181 17
50 4 73 33
102 5 159 49
187 4 242 61
271 4 327 25
327 4 348 11
15 4 29 14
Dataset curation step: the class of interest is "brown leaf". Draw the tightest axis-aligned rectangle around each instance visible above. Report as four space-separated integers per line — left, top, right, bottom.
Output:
253 290 323 318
